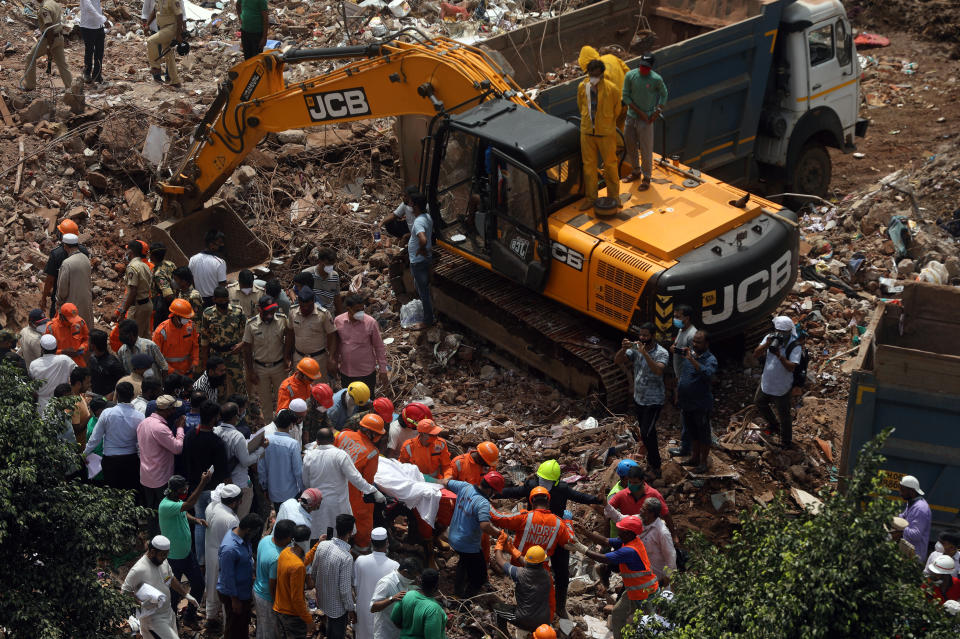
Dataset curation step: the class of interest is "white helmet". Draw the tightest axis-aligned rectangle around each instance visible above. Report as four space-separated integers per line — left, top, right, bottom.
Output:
928 554 956 575
944 599 960 616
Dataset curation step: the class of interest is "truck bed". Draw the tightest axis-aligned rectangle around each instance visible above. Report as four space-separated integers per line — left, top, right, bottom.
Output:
842 283 960 534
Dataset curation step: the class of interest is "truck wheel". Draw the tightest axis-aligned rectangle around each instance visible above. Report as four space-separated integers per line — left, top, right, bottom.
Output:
790 143 831 198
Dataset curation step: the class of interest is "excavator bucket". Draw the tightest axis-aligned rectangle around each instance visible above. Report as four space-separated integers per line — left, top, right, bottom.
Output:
148 204 270 270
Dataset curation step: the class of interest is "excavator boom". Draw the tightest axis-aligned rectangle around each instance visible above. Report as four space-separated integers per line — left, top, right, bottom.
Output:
161 32 535 216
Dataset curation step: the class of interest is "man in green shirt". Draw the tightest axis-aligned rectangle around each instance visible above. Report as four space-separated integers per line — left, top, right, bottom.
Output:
621 54 668 190
390 568 447 639
238 0 268 60
158 471 211 628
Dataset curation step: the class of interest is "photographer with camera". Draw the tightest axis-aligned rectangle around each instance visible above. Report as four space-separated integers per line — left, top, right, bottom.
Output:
752 316 801 449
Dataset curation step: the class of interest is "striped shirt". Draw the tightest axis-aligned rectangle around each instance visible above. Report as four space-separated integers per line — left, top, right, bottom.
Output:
305 265 340 314
311 538 355 617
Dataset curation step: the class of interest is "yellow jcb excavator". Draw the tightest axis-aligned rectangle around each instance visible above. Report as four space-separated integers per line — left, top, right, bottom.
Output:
157 31 798 406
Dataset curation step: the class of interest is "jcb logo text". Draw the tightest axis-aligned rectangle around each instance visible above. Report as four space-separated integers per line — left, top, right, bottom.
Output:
305 88 371 122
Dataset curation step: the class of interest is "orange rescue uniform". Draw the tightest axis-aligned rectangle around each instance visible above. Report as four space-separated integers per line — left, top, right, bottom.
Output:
276 374 311 412
443 452 487 485
490 506 574 563
46 315 89 366
335 429 379 548
399 437 452 479
152 318 199 375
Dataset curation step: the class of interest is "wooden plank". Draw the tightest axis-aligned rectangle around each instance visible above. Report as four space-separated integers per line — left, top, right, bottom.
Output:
901 281 960 324
13 137 24 195
0 95 14 127
717 442 764 452
874 344 960 394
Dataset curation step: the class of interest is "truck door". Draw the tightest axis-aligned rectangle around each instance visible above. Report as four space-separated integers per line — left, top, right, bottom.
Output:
804 19 858 133
485 149 551 292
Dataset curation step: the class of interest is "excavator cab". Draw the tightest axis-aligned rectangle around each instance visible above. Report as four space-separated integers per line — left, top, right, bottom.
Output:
423 99 581 292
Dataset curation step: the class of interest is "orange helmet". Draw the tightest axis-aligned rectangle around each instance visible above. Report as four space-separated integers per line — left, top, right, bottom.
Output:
373 397 395 424
57 219 79 235
477 441 499 466
296 357 322 380
311 383 334 408
168 298 195 319
533 625 557 639
359 413 386 435
528 486 550 503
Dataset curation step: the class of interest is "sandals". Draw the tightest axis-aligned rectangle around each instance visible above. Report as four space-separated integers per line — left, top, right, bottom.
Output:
621 170 643 183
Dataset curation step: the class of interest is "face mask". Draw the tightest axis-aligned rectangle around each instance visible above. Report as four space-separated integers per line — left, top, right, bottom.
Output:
673 318 683 329
240 287 252 295
143 369 156 380
209 374 226 387
640 67 651 76
315 406 327 414
215 301 229 311
629 484 644 495
352 311 365 320
538 477 555 490
323 265 335 275
589 76 600 86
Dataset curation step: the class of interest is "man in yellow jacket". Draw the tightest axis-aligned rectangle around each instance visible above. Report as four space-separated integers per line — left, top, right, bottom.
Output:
577 59 621 211
579 46 629 128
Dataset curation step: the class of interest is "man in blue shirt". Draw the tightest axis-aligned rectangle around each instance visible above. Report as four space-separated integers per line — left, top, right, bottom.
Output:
614 322 669 476
217 512 264 639
676 330 717 473
258 409 303 510
83 381 144 492
253 518 296 639
407 192 435 327
440 471 503 597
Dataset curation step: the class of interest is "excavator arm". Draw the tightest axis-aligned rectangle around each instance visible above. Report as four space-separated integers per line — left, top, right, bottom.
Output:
161 31 537 216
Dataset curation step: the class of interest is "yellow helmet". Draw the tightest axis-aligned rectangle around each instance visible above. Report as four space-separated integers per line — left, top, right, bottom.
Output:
524 545 547 564
536 459 561 482
347 381 370 405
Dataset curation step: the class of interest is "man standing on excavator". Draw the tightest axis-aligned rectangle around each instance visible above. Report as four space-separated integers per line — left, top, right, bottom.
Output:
577 59 621 211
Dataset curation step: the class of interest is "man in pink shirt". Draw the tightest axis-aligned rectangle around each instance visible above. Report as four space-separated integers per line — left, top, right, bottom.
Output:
332 292 389 393
138 394 186 533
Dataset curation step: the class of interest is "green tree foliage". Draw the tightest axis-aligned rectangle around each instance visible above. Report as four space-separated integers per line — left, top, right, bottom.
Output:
629 430 959 639
0 364 146 638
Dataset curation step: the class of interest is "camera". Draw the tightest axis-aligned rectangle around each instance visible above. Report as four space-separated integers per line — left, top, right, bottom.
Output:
678 347 690 357
767 334 782 353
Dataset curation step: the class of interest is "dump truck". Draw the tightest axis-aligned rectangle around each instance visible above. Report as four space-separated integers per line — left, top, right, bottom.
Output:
157 32 799 406
842 283 960 538
498 0 869 197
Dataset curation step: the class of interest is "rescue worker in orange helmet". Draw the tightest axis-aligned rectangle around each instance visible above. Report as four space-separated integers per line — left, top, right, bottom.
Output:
399 419 451 481
276 356 322 414
573 515 659 639
151 298 199 375
443 441 499 485
45 302 89 366
334 412 388 550
491 486 577 563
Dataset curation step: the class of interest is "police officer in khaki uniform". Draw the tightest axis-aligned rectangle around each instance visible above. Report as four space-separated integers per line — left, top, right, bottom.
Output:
149 242 177 326
285 286 338 379
227 269 264 318
242 295 290 419
145 0 184 86
24 0 72 91
115 240 154 338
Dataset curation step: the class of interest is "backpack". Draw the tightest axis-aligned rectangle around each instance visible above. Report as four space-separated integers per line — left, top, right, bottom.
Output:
787 341 809 388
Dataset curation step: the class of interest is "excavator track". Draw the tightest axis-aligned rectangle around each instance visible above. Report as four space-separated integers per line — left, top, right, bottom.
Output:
421 248 632 410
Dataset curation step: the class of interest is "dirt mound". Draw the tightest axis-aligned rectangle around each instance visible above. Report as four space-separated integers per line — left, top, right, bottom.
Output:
850 0 960 48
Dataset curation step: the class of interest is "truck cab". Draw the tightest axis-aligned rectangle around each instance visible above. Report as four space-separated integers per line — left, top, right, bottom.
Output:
755 0 868 195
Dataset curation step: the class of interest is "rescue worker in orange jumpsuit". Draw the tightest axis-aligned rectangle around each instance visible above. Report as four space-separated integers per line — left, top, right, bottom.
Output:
335 413 387 550
574 515 659 639
151 298 199 375
45 302 89 366
491 486 577 564
443 441 499 484
400 418 453 564
276 356 322 413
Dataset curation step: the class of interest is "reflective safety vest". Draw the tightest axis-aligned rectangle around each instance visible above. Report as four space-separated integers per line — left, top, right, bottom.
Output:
399 437 451 478
335 429 379 483
492 507 572 557
152 319 198 374
619 537 659 601
276 374 310 412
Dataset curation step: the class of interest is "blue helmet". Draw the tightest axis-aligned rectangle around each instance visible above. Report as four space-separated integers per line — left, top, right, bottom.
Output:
616 459 639 478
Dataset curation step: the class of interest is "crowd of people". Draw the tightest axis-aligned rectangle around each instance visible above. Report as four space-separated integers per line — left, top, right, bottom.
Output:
3 207 959 639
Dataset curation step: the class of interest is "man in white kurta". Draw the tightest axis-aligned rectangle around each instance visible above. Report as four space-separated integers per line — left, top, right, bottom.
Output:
274 487 323 532
638 496 677 586
353 528 399 639
122 535 197 639
302 427 376 540
203 484 241 624
370 557 420 639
